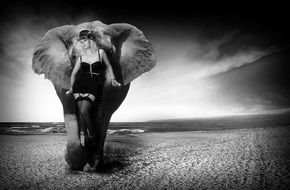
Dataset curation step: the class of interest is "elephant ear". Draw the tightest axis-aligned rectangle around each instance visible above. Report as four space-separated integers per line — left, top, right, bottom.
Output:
108 23 156 85
32 22 156 88
32 25 77 89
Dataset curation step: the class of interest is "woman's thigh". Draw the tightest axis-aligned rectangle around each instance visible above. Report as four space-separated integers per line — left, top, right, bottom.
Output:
80 100 93 114
73 93 82 110
73 93 96 113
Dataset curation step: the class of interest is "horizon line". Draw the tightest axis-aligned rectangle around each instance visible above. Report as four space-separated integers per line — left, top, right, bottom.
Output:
1 110 289 123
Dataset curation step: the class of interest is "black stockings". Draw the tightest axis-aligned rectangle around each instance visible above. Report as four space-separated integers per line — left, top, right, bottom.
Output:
74 93 95 137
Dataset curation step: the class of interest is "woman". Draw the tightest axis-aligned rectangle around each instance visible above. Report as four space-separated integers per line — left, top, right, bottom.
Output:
66 30 121 145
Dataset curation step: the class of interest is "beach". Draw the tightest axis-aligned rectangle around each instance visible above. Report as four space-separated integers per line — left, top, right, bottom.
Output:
1 127 290 189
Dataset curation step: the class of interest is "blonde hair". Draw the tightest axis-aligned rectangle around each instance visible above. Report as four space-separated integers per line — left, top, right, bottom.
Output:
70 39 98 58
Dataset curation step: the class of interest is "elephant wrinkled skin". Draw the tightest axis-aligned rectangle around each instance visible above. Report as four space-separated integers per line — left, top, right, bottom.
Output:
32 21 156 170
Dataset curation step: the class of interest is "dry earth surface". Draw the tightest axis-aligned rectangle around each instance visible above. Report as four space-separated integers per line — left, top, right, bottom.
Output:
0 127 290 189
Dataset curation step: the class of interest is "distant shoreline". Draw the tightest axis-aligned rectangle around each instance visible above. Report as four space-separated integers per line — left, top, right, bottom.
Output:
0 125 289 136
1 110 290 124
0 113 289 135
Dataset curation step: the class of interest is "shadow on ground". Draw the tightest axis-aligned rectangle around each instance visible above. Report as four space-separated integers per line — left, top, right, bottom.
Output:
97 141 140 174
65 136 143 175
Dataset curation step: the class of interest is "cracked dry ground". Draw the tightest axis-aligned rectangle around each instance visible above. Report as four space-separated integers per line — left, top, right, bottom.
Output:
1 127 290 189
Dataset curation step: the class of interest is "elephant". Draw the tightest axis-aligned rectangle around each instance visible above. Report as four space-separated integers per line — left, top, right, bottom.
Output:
32 21 156 171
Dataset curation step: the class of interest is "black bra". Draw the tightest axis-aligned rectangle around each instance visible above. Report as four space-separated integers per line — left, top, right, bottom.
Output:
80 49 106 75
81 61 101 65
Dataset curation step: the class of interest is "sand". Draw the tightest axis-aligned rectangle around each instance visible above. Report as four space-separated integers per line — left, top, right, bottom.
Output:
0 127 290 189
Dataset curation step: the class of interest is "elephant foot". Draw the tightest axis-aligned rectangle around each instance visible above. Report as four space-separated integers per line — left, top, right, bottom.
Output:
83 155 104 172
94 155 105 170
87 151 104 168
83 163 96 172
83 158 104 172
84 144 105 172
65 142 88 171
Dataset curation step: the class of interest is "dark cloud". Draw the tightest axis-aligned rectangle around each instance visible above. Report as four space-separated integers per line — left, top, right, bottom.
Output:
204 48 290 112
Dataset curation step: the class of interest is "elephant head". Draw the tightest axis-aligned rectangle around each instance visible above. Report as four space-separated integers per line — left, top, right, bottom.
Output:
32 21 156 170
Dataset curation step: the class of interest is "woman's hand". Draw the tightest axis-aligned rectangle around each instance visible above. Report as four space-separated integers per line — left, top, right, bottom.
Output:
111 79 121 87
104 75 121 88
66 88 73 96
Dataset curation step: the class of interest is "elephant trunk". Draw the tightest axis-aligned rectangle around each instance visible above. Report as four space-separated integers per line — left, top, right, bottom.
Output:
91 84 130 160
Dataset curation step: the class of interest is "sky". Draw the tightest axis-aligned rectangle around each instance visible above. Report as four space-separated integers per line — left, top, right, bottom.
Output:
0 1 289 122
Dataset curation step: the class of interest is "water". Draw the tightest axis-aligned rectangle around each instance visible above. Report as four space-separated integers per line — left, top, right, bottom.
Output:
0 112 289 135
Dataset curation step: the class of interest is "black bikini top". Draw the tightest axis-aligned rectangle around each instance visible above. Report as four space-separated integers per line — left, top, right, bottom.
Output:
80 49 106 75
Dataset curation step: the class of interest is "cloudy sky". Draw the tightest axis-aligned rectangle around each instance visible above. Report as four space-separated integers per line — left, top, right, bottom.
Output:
0 1 289 122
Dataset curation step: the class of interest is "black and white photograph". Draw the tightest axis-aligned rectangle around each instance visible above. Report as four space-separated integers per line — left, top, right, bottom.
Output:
0 0 289 189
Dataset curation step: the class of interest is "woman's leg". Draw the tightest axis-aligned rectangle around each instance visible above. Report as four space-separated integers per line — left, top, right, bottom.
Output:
73 93 91 138
79 94 95 137
73 93 87 139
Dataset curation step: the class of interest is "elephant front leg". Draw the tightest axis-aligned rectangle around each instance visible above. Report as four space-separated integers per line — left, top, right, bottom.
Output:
55 87 88 171
65 114 80 144
64 113 88 171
